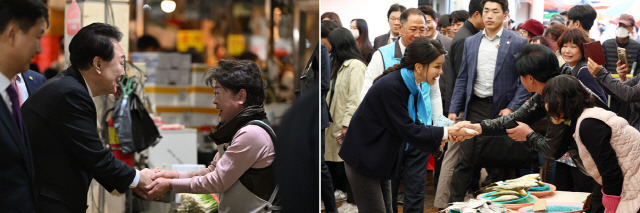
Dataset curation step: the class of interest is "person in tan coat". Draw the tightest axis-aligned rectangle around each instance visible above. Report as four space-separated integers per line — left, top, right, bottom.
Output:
324 28 367 210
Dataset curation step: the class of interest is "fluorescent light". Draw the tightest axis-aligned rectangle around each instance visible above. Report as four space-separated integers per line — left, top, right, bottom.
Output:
161 0 176 13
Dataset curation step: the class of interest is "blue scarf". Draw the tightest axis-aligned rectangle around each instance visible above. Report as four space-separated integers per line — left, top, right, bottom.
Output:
400 68 432 150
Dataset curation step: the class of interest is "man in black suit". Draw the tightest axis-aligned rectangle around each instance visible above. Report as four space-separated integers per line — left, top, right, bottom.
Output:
372 4 406 52
22 23 153 211
0 0 48 211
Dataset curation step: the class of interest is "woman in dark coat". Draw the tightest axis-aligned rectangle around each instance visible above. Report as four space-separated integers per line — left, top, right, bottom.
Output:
339 37 476 212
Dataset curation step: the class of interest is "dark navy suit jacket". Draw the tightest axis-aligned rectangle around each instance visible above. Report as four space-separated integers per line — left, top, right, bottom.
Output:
22 70 46 96
0 74 37 211
22 67 136 211
449 29 529 120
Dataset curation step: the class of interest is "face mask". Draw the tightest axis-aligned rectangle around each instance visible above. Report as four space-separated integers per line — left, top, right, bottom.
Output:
350 29 360 39
616 27 630 38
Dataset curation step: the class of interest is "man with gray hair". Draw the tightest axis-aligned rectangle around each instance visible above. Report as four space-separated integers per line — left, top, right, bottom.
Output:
549 14 565 27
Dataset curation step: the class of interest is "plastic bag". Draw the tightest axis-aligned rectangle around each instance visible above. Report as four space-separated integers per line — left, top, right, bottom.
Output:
112 93 162 154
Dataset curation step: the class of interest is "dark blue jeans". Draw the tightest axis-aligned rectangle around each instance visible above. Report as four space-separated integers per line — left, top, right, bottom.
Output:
391 144 429 213
321 129 337 212
538 153 556 184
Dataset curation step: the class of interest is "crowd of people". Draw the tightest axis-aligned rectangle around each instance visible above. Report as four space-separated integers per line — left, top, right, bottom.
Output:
321 0 640 212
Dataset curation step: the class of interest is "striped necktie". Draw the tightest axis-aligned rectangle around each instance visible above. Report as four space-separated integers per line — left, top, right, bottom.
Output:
13 75 23 106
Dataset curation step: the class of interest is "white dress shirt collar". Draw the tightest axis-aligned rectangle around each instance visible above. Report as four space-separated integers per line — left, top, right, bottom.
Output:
0 72 13 113
15 73 29 105
80 74 94 97
482 27 504 41
429 31 439 40
389 32 398 44
399 38 407 55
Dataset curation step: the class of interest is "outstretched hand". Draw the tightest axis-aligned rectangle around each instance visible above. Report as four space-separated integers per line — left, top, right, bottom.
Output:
152 168 179 180
146 178 173 200
132 168 154 199
447 121 479 142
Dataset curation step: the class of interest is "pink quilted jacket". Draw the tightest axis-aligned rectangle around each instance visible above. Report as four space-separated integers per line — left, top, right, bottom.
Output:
574 107 640 213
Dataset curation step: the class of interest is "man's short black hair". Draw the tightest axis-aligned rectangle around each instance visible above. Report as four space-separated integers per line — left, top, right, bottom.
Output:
137 35 160 51
568 4 597 31
481 0 509 13
0 0 49 34
400 8 426 25
205 59 265 107
559 11 567 16
418 5 437 20
438 14 451 28
449 10 470 23
387 4 407 19
469 0 484 16
515 44 560 83
69 23 123 71
321 20 339 38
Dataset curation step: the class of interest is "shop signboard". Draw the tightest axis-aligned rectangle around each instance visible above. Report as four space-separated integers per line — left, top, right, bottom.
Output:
66 0 81 35
177 30 205 52
227 34 246 56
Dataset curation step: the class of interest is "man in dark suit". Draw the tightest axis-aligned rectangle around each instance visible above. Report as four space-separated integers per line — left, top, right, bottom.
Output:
419 5 453 114
434 0 485 208
11 70 46 105
22 23 153 211
372 4 406 52
0 0 48 211
447 0 529 203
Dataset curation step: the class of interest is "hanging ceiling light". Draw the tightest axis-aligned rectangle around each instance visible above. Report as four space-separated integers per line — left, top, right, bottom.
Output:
161 0 176 13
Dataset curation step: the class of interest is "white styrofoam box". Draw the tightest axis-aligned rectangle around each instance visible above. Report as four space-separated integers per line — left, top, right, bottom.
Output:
131 52 160 83
174 54 192 70
188 108 219 127
156 53 191 69
156 68 190 86
189 87 214 108
131 52 192 85
145 86 189 107
171 164 206 203
155 106 192 125
157 53 191 70
191 63 210 87
154 107 218 127
156 111 185 125
147 128 198 170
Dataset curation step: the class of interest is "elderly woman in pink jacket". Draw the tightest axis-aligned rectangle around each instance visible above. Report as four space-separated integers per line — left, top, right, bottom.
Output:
145 60 280 212
541 75 640 213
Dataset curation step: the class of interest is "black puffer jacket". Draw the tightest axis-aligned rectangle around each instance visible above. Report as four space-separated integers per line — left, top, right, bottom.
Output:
479 94 565 159
602 38 640 75
479 92 609 162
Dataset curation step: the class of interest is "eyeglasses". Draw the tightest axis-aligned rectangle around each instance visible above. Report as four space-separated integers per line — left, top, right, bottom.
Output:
407 28 426 35
389 17 400 23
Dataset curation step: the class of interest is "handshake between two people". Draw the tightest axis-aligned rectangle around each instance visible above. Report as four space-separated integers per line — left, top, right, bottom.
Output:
448 121 534 142
444 121 480 143
132 168 182 200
